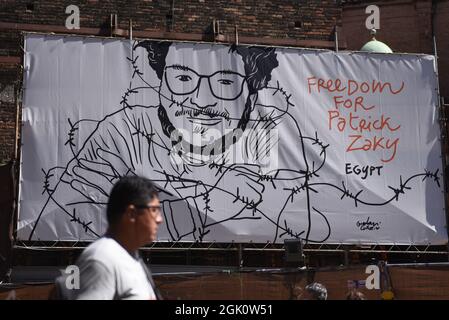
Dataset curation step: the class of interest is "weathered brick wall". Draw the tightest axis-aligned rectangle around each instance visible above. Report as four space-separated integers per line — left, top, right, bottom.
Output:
0 0 340 40
341 0 449 100
0 65 19 163
342 1 433 54
0 0 341 164
435 0 449 102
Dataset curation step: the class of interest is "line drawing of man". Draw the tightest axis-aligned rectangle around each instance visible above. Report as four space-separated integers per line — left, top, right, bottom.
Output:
29 39 441 244
32 40 324 242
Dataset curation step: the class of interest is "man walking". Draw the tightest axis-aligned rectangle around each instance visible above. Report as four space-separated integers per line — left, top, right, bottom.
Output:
57 176 163 300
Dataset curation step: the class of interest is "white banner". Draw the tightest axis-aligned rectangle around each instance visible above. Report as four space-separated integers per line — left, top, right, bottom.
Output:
18 34 447 244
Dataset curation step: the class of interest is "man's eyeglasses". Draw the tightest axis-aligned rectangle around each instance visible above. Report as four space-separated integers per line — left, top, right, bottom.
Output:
135 204 162 215
164 65 247 101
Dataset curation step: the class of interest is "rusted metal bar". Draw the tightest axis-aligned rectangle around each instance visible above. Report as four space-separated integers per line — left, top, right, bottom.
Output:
0 21 343 49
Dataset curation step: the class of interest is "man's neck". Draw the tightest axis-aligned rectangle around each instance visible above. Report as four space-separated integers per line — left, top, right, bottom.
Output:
105 227 139 257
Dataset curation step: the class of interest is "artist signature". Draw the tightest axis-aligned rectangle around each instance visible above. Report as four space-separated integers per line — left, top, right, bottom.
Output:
356 217 381 231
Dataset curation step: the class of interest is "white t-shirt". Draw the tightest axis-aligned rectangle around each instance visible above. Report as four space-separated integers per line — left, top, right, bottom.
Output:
73 237 157 300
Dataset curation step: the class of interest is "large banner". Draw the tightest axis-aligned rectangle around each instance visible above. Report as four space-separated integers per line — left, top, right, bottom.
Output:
18 34 447 244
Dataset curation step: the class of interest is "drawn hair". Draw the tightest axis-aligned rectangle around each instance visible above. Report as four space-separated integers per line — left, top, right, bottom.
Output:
229 44 278 94
134 41 172 80
135 40 278 93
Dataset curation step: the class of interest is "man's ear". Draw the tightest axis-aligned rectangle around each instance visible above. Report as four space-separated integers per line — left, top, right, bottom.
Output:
124 205 136 223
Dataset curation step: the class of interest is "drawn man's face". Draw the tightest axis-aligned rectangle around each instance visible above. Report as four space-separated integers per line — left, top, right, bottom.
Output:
158 45 253 145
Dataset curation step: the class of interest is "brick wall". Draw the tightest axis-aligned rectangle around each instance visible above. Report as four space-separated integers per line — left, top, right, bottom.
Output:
0 65 19 163
0 0 340 40
341 0 449 100
435 0 449 102
342 0 434 54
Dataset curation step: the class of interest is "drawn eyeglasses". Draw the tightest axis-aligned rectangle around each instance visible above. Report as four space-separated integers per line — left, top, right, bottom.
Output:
164 65 247 101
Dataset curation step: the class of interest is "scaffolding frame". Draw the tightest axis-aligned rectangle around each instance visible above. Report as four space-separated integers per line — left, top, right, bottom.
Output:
8 33 449 264
12 240 449 256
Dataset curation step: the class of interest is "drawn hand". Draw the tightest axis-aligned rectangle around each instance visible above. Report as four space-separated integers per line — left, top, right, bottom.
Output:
220 165 265 210
70 148 133 203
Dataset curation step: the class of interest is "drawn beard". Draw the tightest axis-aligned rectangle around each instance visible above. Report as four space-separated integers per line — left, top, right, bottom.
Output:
157 95 255 164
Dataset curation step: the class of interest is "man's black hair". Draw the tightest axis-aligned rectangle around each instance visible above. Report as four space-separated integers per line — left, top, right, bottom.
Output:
135 41 278 94
107 176 159 225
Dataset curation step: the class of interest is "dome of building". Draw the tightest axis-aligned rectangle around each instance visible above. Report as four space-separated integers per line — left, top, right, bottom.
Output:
361 39 393 53
360 29 393 53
